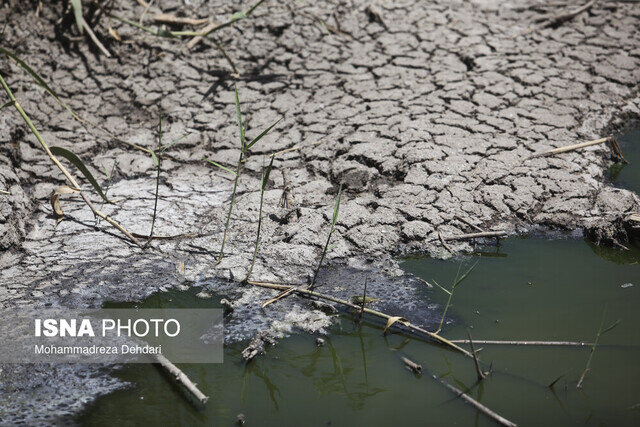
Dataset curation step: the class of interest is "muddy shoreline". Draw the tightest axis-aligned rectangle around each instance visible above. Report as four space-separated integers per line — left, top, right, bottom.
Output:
1 0 639 423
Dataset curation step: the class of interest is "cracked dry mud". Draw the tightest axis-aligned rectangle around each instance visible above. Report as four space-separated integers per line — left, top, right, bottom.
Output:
0 0 639 423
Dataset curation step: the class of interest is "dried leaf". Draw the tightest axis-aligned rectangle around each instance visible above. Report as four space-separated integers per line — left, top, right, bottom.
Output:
50 185 81 226
383 316 409 334
108 24 122 41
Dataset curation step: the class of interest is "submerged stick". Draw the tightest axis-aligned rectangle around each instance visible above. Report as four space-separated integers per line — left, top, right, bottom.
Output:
249 280 472 357
431 372 517 427
467 329 487 380
450 339 593 347
402 356 422 374
154 354 208 406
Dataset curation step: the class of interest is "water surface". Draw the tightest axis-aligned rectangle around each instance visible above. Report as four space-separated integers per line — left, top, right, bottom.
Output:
78 237 640 426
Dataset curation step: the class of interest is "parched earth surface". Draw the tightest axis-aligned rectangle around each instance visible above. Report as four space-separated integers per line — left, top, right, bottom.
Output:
0 0 639 423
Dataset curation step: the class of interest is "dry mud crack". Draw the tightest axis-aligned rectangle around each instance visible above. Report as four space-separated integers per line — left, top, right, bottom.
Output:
0 0 639 423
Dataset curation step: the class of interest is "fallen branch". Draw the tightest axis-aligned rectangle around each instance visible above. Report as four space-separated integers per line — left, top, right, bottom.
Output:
154 354 208 406
438 230 453 253
185 21 217 50
249 280 472 357
81 17 111 57
0 72 140 246
431 370 517 427
528 136 614 159
515 0 599 37
402 356 422 374
444 231 507 241
450 339 593 347
467 330 487 380
455 215 484 232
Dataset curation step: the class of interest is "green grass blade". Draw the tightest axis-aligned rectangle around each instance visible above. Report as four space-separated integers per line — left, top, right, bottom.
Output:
0 100 14 110
245 0 267 17
205 159 237 176
452 260 479 289
246 118 283 151
332 184 343 225
262 155 274 191
234 84 245 149
160 133 190 153
601 319 621 335
150 150 159 167
71 0 84 34
309 183 343 290
431 279 452 296
50 146 112 203
0 47 82 122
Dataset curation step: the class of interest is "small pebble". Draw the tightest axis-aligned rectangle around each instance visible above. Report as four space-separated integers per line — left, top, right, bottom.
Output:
196 291 212 299
316 338 326 347
621 283 634 288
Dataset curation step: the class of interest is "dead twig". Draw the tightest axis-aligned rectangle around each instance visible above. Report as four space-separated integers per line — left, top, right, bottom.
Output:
438 230 453 253
450 339 593 347
261 287 297 309
185 21 217 50
358 277 368 322
455 215 484 232
430 371 517 427
467 329 487 380
401 356 422 375
527 136 615 159
154 354 208 406
139 0 155 25
444 231 508 241
515 0 599 37
81 17 111 57
249 280 472 357
153 14 209 26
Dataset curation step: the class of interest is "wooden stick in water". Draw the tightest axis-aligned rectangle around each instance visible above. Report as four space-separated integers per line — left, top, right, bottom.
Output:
450 339 593 347
154 354 209 406
432 372 517 427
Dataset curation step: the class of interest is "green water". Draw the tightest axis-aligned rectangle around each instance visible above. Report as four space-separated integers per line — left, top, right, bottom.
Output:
78 237 640 426
610 126 640 193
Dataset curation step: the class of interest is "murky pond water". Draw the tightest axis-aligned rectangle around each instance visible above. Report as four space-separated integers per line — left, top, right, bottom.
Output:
78 237 640 426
